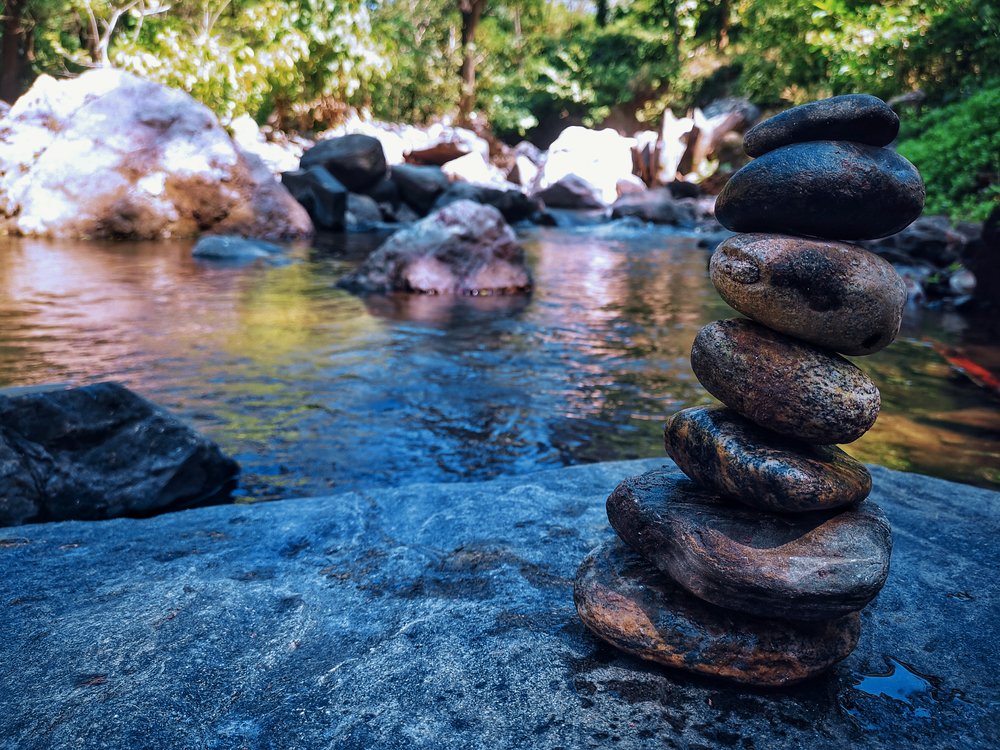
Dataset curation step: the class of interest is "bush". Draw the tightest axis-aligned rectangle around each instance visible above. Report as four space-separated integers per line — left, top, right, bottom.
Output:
897 85 1000 222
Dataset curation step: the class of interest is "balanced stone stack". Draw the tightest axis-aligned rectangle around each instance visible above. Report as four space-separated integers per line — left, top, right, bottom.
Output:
574 95 925 687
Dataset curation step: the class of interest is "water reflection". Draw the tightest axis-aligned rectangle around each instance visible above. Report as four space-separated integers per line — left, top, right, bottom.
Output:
0 227 996 500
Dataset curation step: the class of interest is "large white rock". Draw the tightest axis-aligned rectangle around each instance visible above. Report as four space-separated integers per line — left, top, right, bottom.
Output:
531 126 635 206
0 69 312 240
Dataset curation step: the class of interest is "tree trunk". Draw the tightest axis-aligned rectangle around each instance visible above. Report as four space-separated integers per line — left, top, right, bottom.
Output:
596 0 608 27
457 0 486 124
0 0 26 103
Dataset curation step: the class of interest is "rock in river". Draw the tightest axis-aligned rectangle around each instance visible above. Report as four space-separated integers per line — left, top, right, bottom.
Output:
337 200 532 295
710 233 906 355
664 406 872 512
743 94 899 157
691 318 880 444
606 468 892 621
299 134 388 192
574 539 861 686
715 141 924 240
0 382 238 526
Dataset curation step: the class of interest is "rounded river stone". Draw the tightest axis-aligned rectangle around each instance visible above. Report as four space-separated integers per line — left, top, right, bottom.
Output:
691 318 880 444
664 405 872 512
574 539 861 687
743 94 899 157
711 233 906 355
605 468 892 622
715 141 925 240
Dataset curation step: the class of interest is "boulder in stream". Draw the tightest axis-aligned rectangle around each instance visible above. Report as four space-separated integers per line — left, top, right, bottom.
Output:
0 69 312 240
0 382 238 526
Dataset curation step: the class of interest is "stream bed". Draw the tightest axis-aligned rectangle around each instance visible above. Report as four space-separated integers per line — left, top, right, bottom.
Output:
0 223 997 501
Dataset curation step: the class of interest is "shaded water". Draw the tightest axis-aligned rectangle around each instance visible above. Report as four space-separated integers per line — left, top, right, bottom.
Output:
0 224 997 501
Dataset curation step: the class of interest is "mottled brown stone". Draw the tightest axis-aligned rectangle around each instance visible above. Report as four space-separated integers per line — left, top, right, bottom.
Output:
715 141 924 240
574 539 861 687
665 406 871 512
711 234 907 355
606 468 892 621
743 94 899 157
691 318 880 444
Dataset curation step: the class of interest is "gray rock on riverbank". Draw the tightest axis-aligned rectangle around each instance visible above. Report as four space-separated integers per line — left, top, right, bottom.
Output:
0 458 996 749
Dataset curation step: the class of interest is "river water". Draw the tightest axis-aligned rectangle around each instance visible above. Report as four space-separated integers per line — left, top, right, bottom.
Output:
0 223 997 500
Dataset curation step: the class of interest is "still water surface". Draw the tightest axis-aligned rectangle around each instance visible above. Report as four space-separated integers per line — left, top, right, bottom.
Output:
0 224 997 500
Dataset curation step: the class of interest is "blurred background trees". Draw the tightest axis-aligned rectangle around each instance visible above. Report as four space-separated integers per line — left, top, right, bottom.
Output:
0 0 997 217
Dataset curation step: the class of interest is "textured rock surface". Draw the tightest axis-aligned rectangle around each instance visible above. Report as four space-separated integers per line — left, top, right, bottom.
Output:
607 469 892 621
0 458 996 749
665 406 871 512
534 174 605 209
192 235 287 261
715 141 924 240
281 166 348 230
337 200 532 294
744 94 899 157
391 164 451 214
575 539 861 686
299 134 388 192
711 233 906 355
611 189 696 225
691 318 881 443
0 382 238 526
0 70 312 240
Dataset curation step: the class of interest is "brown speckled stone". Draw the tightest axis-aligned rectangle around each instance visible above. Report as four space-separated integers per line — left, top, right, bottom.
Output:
574 539 861 687
664 406 871 512
691 318 880 444
743 94 899 157
715 141 924 240
711 234 906 355
606 468 892 622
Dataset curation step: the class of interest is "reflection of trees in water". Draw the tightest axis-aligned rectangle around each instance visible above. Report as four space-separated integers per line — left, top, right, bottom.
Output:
0 230 996 497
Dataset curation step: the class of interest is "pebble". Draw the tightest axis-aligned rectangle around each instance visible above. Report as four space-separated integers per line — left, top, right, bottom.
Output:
711 233 906 355
691 318 881 444
664 405 872 512
605 468 893 622
574 539 861 687
744 94 899 157
715 141 925 240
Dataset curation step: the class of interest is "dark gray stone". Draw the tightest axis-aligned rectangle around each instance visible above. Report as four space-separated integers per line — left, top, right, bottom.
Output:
611 189 696 226
535 175 605 209
715 141 925 240
346 193 385 230
299 134 388 192
281 166 348 230
433 182 539 224
744 94 899 157
192 234 287 261
0 458 996 749
0 382 238 526
391 164 451 215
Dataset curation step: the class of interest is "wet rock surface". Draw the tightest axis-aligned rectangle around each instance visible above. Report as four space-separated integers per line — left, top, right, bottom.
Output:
606 468 892 622
574 539 861 686
664 406 871 512
691 319 881 444
715 141 924 240
0 457 996 749
711 234 906 354
337 200 532 295
0 382 238 526
744 94 899 157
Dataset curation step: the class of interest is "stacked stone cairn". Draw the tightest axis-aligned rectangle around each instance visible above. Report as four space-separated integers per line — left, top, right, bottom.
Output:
574 95 925 687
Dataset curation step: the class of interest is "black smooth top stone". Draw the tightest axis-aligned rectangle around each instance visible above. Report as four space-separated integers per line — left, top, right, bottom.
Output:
715 141 925 240
744 94 900 157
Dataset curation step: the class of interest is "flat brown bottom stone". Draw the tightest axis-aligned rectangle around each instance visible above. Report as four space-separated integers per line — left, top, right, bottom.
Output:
574 539 861 687
607 468 892 621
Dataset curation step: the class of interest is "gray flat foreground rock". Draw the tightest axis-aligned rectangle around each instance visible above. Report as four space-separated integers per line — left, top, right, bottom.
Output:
1 459 997 749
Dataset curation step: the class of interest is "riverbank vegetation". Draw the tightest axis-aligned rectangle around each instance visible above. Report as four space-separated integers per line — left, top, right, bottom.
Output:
0 0 996 218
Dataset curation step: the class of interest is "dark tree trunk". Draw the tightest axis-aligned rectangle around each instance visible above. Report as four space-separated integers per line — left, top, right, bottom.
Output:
0 0 26 104
457 0 486 124
596 0 609 27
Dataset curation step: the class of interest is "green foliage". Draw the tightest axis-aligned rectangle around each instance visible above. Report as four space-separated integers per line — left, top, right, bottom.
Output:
897 84 1000 222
